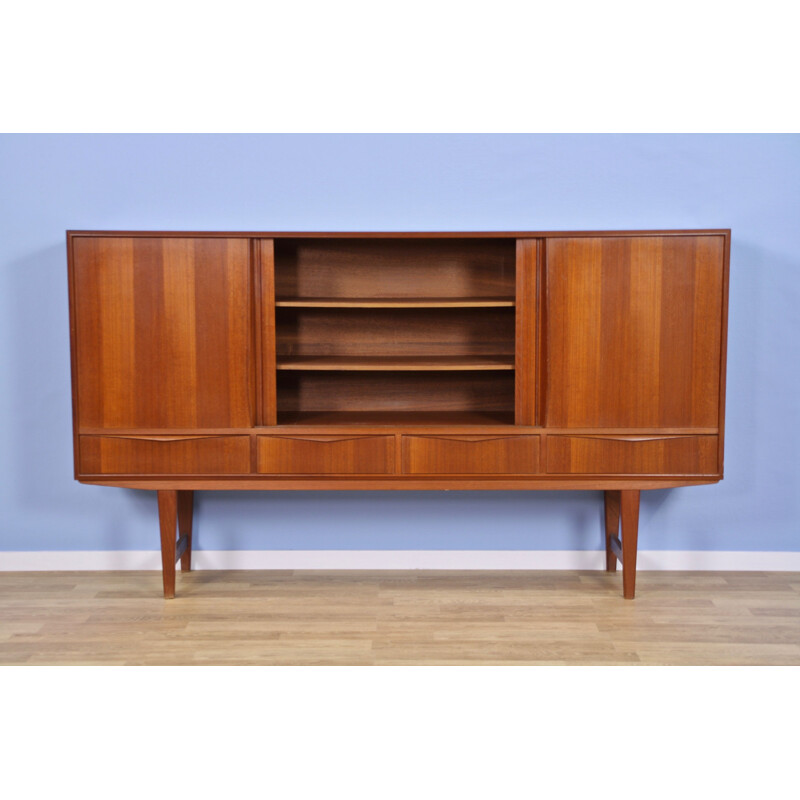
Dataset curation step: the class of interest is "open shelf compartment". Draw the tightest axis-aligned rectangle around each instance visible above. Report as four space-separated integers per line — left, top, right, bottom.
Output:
276 372 516 426
272 237 518 425
274 237 515 301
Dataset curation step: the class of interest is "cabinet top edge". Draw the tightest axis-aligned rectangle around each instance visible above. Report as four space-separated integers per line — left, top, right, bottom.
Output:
66 229 732 239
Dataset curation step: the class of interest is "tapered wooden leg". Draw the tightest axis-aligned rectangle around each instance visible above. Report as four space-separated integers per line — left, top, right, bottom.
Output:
604 490 621 572
620 489 640 600
158 490 178 599
177 490 194 572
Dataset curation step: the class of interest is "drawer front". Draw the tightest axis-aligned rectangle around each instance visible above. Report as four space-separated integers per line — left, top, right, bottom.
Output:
80 435 251 474
402 435 540 475
257 435 394 474
546 435 719 475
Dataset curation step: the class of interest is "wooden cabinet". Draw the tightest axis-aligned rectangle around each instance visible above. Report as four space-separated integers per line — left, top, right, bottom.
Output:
67 230 731 599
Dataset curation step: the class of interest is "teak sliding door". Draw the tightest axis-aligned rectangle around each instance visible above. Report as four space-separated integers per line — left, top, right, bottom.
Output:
72 236 253 430
544 235 725 429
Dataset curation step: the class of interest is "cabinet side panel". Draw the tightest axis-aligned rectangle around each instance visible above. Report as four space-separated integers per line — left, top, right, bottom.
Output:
717 231 731 476
545 235 724 428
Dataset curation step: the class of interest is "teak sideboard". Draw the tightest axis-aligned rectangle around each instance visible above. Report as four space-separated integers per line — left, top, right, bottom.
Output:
67 230 730 599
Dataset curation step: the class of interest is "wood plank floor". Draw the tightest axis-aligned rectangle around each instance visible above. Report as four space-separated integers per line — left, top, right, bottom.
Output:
1 570 799 665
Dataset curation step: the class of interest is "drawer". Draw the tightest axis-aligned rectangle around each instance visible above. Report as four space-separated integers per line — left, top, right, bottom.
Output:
402 435 540 475
546 435 719 475
80 435 251 474
257 435 394 474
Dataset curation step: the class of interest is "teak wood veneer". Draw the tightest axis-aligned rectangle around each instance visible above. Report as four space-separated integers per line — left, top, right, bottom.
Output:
67 230 731 599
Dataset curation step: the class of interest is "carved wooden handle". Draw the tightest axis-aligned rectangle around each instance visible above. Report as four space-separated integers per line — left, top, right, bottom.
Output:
266 435 389 444
408 435 528 443
100 435 230 442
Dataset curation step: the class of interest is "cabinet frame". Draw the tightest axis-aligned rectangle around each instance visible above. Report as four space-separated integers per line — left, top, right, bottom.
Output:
67 229 731 599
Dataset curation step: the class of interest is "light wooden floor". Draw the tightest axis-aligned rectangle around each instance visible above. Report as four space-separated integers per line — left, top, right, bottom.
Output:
1 570 799 665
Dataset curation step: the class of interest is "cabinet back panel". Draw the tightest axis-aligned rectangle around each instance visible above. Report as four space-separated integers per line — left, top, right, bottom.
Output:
545 236 724 428
73 237 252 429
276 308 514 357
274 238 515 298
276 371 515 415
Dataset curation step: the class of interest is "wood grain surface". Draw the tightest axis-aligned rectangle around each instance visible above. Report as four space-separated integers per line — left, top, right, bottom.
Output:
276 371 516 419
72 237 252 429
273 237 516 298
276 356 515 371
274 297 515 308
258 435 395 475
79 435 251 474
275 307 515 357
66 230 731 600
258 238 277 425
515 239 537 425
2 570 797 665
402 434 540 475
545 236 725 428
68 230 731 239
546 435 719 475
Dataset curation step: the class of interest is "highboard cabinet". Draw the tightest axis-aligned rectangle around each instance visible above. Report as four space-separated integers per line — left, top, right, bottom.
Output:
67 230 730 599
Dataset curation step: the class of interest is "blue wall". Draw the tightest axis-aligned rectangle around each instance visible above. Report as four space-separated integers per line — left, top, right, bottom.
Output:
1 134 798 553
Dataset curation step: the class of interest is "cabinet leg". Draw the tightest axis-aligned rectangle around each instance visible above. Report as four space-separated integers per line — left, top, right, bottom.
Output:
177 490 194 571
620 490 640 600
604 490 620 572
158 490 178 599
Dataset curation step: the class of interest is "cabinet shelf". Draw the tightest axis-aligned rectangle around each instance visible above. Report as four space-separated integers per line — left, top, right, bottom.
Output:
276 356 515 372
273 238 517 422
277 410 516 426
275 296 515 308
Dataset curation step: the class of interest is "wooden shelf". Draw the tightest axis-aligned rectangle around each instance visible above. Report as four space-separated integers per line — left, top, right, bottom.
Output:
276 411 516 426
272 239 517 422
276 356 515 372
275 296 515 308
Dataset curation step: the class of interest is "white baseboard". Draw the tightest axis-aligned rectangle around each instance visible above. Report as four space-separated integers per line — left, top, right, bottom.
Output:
1 550 799 571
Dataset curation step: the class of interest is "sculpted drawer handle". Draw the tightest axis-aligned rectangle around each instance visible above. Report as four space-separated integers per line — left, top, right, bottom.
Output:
408 435 529 443
561 435 696 443
99 435 232 442
265 436 386 444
